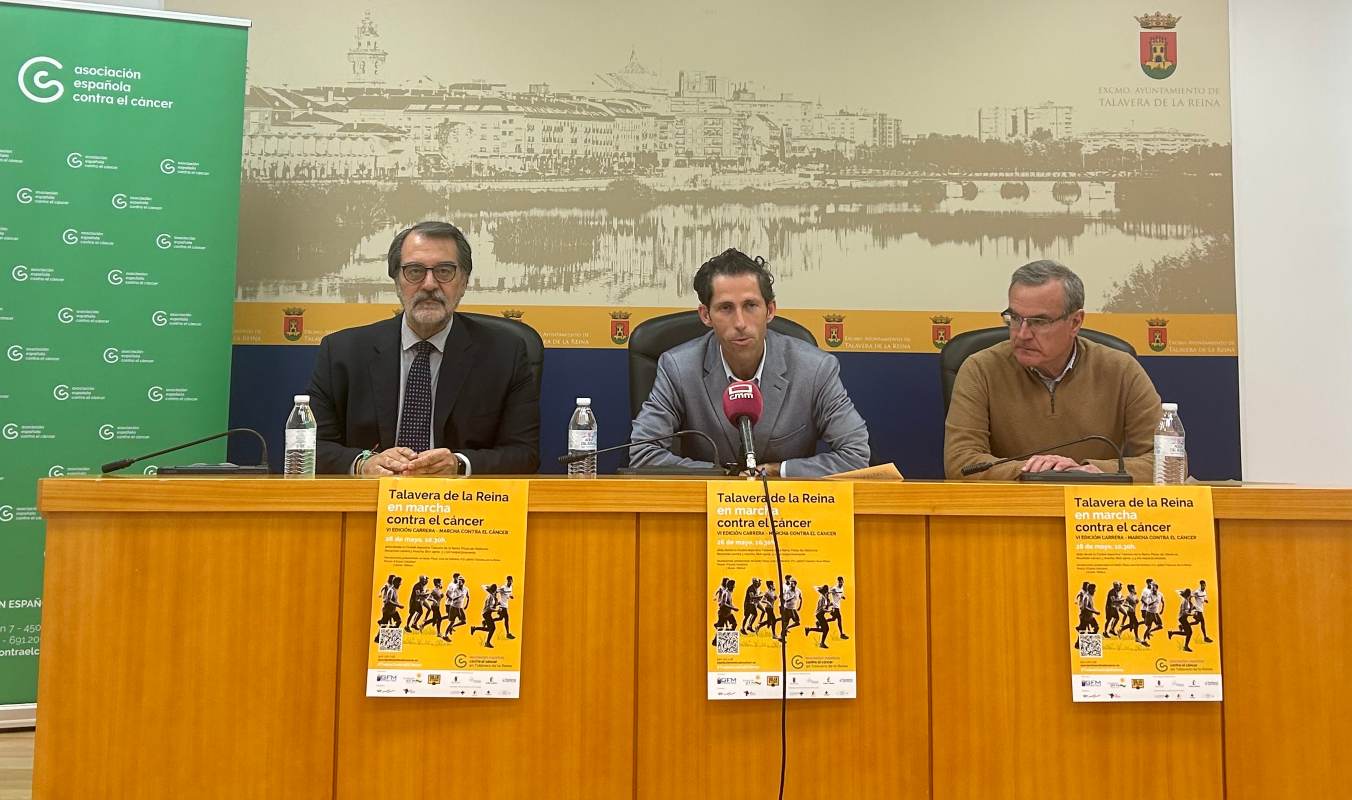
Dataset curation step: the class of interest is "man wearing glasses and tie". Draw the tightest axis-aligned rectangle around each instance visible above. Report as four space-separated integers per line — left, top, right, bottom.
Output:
306 221 539 476
944 260 1161 481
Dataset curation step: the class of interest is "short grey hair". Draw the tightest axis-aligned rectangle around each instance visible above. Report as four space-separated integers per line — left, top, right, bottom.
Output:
1009 259 1084 316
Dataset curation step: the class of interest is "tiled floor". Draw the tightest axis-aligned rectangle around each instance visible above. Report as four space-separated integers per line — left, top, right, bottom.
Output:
0 730 32 800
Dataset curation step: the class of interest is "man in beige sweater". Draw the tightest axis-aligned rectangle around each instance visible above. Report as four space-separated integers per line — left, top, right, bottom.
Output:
944 260 1162 481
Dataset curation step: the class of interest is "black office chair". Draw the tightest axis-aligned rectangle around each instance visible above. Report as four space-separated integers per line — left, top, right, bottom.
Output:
461 312 544 396
939 326 1137 415
627 310 817 419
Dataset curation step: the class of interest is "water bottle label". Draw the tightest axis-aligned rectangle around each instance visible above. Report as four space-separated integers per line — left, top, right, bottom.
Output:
286 428 316 450
1154 435 1185 457
568 430 597 451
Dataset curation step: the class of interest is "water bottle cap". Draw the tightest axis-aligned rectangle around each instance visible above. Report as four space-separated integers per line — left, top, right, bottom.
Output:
1161 402 1178 411
294 394 310 404
576 397 591 406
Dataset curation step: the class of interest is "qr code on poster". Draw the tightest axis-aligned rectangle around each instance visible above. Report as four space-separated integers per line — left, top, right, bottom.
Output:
1078 633 1103 658
376 627 403 652
715 630 739 655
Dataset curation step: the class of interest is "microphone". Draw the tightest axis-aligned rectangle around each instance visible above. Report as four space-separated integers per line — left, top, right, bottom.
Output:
961 434 1132 483
722 381 763 473
556 429 723 469
101 428 270 475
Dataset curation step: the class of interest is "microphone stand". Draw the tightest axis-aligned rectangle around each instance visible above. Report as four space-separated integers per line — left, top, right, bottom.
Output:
101 428 270 475
736 416 757 473
961 434 1133 484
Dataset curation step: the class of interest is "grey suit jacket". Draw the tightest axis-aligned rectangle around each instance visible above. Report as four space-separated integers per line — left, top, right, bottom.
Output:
629 330 870 476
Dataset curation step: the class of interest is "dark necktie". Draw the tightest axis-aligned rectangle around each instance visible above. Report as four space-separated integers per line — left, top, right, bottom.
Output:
396 340 434 453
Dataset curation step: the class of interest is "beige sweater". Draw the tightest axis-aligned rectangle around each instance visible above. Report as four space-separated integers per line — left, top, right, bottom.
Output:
944 338 1163 482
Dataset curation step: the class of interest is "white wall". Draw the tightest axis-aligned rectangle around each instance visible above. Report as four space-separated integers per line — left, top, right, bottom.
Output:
1232 0 1352 484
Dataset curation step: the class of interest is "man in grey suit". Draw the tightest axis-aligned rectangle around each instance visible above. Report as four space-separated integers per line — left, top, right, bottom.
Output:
629 249 869 477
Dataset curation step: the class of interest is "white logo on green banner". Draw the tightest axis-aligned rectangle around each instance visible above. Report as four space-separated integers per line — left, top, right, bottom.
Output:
17 56 64 104
0 1 247 705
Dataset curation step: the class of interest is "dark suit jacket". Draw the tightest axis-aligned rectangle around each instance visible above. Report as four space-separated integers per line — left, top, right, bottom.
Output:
307 314 540 475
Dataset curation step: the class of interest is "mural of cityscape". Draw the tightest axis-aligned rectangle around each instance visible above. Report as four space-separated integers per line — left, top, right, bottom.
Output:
176 0 1235 319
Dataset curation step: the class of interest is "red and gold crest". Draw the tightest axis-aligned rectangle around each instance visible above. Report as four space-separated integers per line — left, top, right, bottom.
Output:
610 310 631 345
501 309 525 321
1147 318 1169 352
930 315 953 350
823 314 845 348
282 307 305 342
1137 12 1180 80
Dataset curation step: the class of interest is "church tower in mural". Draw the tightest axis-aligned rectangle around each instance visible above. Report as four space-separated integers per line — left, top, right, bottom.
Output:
347 11 387 85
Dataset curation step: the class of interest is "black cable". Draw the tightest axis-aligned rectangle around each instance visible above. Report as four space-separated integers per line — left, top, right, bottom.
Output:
100 427 269 473
759 469 788 800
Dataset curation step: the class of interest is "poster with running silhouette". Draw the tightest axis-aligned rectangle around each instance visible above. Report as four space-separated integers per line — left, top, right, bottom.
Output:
367 478 528 698
1065 485 1220 702
707 481 856 700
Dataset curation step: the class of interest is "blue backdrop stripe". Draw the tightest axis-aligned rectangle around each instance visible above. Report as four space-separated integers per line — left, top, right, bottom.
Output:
228 345 1240 480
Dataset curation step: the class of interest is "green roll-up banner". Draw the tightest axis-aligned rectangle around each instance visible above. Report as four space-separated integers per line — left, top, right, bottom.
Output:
0 0 249 715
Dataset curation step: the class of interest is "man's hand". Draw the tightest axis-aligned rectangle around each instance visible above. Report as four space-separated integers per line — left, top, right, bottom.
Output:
360 446 417 476
1021 454 1081 473
1067 463 1104 474
757 462 783 478
403 448 461 476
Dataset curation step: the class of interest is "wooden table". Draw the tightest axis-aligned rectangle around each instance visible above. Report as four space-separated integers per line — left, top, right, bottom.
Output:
33 478 1349 799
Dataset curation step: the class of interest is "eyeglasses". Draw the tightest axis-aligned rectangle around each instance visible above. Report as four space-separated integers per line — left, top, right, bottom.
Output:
1001 309 1070 331
400 263 460 284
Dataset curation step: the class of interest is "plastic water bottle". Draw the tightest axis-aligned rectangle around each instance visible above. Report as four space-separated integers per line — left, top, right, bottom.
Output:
1152 402 1187 485
284 394 316 477
567 397 598 478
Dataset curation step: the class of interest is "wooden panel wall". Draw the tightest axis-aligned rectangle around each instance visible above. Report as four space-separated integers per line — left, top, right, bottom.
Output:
32 479 1352 798
332 511 637 800
929 516 1224 800
634 513 930 799
1218 519 1352 800
33 511 344 799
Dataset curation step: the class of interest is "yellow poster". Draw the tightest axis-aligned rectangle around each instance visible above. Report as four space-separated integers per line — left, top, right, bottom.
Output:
1065 485 1221 702
707 480 856 700
367 478 528 699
